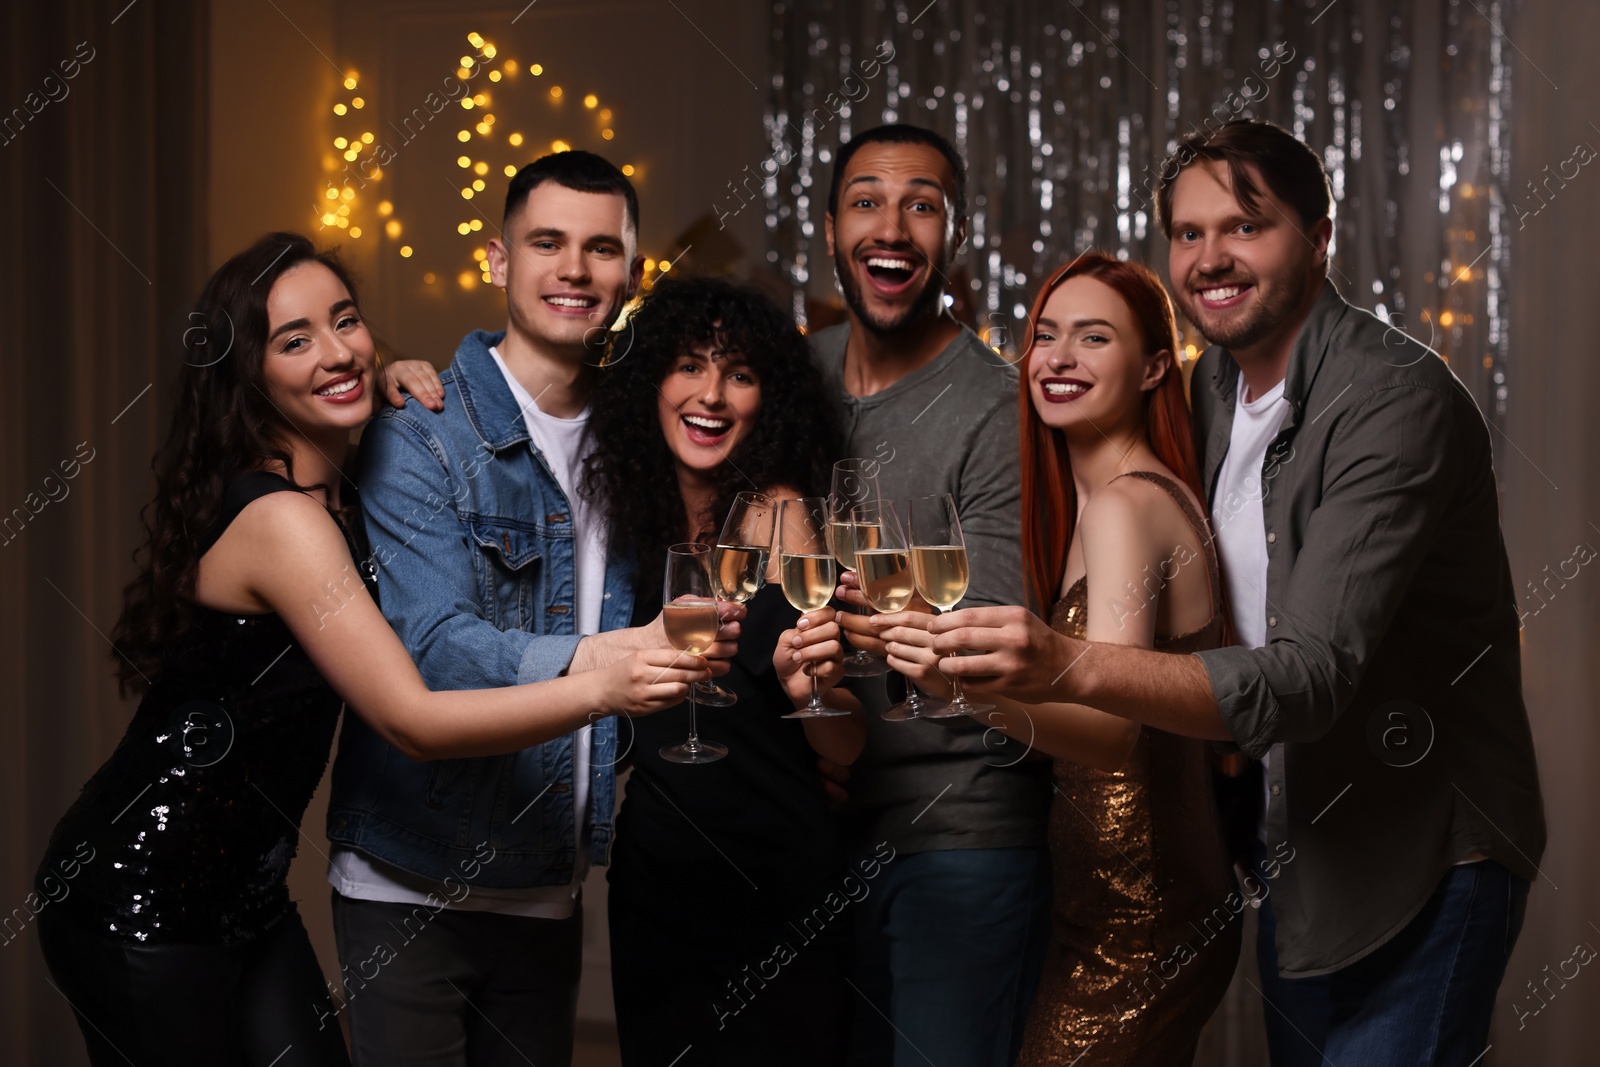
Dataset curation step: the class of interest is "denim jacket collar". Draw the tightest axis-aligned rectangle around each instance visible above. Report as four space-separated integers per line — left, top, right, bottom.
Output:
450 329 530 454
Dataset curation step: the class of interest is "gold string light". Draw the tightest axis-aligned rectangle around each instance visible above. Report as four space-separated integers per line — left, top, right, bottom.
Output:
317 35 652 291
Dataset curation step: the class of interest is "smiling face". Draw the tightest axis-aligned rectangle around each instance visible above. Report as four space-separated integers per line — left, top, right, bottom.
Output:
825 142 964 336
487 182 643 357
260 261 378 438
1026 274 1167 438
1166 159 1330 354
656 338 762 478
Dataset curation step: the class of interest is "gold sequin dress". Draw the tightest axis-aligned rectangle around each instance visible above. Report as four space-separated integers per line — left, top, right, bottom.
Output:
1018 471 1241 1067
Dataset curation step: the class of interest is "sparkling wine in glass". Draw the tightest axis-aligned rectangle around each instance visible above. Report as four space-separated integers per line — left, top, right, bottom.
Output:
851 500 936 721
697 492 776 708
830 459 891 678
659 544 728 764
778 497 849 718
908 493 993 717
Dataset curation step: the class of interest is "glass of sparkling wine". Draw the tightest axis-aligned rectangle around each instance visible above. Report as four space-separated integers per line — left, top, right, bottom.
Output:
698 492 777 708
829 459 891 678
659 543 728 764
908 493 993 717
778 497 849 718
851 500 939 721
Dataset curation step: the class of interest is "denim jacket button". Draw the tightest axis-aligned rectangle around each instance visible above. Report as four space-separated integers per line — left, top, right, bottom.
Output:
502 533 511 553
546 513 568 524
548 604 570 615
549 782 572 793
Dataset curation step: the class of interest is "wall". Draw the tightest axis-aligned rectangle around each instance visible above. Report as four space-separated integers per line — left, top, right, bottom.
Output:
1495 1 1600 1062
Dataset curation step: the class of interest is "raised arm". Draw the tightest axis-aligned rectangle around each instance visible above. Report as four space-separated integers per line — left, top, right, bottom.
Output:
1187 383 1466 754
230 490 706 760
883 482 1164 770
928 385 1467 745
359 413 736 686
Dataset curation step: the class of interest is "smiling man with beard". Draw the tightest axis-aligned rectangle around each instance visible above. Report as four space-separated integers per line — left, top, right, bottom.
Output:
928 119 1545 1066
809 123 1052 1067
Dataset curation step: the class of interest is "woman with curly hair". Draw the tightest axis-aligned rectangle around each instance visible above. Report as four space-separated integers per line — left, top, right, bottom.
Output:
32 233 714 1066
586 274 863 1066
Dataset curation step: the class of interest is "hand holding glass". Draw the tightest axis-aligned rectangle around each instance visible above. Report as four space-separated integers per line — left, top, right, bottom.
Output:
698 492 776 707
659 544 728 763
829 459 891 678
778 497 849 717
909 493 993 717
851 499 938 721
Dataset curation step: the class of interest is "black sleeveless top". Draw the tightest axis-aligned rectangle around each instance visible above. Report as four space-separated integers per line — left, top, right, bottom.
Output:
35 472 374 945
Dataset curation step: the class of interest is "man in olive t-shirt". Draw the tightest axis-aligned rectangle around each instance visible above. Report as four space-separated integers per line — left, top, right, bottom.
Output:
815 123 1051 1067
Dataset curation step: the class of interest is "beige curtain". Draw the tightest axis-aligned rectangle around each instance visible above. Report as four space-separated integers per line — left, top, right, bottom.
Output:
0 1 209 1060
1496 2 1600 1064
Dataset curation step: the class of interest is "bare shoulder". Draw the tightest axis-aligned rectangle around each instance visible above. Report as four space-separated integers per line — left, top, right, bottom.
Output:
1081 474 1170 536
212 489 352 565
198 489 352 612
1080 471 1206 560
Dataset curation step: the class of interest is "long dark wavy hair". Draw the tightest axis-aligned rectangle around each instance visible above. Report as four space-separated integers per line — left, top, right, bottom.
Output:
583 275 839 598
110 232 360 695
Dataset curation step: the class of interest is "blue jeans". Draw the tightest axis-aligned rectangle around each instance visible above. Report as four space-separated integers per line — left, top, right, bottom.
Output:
848 845 1052 1067
1255 849 1528 1067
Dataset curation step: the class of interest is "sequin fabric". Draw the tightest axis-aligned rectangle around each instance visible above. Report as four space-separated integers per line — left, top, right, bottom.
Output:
36 511 370 946
1018 472 1241 1066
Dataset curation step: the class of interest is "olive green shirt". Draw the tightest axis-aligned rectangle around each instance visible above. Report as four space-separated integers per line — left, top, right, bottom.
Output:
1191 281 1547 976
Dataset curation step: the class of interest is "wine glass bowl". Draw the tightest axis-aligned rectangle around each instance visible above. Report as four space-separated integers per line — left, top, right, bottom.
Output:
830 459 892 678
659 543 729 764
697 492 776 708
908 494 993 718
852 500 936 722
777 497 849 718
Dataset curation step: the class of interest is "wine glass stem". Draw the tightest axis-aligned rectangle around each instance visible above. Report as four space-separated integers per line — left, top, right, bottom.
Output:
687 691 699 746
809 660 821 705
938 607 967 707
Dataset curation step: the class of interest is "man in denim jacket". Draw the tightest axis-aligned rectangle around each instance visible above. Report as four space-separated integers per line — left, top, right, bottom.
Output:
324 152 735 1064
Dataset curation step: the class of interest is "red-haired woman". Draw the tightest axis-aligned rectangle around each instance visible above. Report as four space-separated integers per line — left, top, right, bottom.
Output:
877 251 1240 1064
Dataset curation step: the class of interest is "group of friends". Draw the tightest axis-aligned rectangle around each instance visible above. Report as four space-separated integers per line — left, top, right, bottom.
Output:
34 117 1545 1067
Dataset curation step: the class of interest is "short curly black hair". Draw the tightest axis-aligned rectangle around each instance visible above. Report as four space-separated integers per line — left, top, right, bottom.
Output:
582 275 840 600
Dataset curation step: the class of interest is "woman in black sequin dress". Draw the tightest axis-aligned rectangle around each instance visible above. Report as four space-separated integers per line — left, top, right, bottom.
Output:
33 234 719 1067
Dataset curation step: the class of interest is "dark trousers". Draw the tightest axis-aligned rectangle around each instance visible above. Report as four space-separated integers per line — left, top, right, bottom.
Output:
1254 849 1529 1066
609 883 853 1066
38 901 349 1067
330 891 582 1067
848 845 1053 1067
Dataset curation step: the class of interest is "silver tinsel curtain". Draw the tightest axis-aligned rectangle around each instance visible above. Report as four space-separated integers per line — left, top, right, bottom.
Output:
761 0 1513 424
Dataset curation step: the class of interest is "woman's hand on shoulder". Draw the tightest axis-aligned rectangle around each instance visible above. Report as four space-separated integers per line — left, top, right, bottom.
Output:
381 359 445 412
